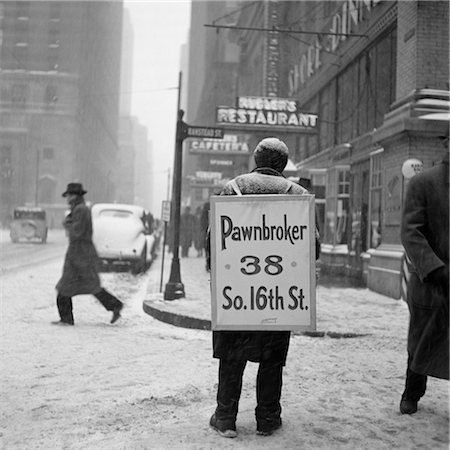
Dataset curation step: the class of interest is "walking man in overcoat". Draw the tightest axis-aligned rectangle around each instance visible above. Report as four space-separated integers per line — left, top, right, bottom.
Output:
209 137 319 438
399 141 449 414
53 182 123 326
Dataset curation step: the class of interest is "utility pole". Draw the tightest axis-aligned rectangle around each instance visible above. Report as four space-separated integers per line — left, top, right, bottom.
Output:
166 167 171 201
35 150 40 206
164 71 186 300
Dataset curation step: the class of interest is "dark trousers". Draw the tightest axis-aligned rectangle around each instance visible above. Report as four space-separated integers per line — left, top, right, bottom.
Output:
402 354 427 401
57 288 122 324
215 355 283 424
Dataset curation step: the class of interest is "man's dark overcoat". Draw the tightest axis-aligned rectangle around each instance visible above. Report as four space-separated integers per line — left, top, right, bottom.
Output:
401 156 449 380
213 167 309 364
56 197 101 297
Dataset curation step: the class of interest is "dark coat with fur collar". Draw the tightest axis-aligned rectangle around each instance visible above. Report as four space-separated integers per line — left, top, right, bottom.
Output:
401 156 449 379
212 167 310 363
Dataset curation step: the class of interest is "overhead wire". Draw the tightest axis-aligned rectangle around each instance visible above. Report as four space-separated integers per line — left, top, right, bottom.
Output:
211 0 259 25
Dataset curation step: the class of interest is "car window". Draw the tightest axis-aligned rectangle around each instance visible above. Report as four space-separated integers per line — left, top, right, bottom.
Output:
14 210 46 220
99 210 133 218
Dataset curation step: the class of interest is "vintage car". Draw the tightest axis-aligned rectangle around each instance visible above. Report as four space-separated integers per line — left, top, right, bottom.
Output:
91 203 156 273
10 207 48 243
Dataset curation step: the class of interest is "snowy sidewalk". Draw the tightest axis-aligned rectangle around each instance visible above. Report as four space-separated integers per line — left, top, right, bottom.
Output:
144 248 409 338
2 246 448 449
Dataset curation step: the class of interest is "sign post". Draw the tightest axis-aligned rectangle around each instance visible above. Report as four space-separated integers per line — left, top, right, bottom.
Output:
159 200 171 292
210 194 316 331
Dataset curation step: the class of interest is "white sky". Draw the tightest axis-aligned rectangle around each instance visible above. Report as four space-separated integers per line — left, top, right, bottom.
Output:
124 0 191 214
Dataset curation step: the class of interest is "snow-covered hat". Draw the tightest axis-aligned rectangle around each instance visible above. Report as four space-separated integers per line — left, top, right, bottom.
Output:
253 137 289 172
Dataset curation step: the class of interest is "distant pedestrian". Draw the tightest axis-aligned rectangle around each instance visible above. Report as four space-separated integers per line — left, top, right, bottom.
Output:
201 201 210 270
399 139 449 414
180 206 195 257
53 183 123 326
193 206 204 257
143 210 154 234
209 137 320 438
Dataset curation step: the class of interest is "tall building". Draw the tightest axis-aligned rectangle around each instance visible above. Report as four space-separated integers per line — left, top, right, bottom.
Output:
184 1 248 212
184 0 449 298
0 1 123 225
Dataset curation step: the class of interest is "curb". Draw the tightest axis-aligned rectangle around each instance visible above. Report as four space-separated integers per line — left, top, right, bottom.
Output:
142 300 369 338
142 300 211 330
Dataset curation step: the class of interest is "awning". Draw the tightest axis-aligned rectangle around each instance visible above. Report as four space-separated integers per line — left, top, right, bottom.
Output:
284 158 298 174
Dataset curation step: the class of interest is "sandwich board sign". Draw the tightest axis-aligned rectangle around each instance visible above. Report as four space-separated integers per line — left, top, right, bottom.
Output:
210 194 316 331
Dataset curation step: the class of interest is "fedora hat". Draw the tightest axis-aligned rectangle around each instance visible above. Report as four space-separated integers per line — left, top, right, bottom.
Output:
62 182 87 197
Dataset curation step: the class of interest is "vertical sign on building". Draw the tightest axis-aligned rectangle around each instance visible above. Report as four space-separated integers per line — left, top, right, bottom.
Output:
210 195 317 331
265 1 280 97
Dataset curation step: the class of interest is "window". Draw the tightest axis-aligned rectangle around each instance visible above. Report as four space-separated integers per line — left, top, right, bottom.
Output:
0 146 13 180
324 27 397 143
17 2 30 19
43 148 54 160
11 84 27 106
48 27 60 47
325 166 350 246
44 85 58 104
319 82 336 150
12 44 28 69
369 149 383 249
349 160 370 254
48 51 59 71
49 3 61 22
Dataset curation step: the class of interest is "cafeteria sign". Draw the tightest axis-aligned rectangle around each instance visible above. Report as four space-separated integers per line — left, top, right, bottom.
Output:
210 194 316 331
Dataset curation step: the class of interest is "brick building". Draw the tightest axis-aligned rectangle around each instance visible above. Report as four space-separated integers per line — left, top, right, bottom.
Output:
0 1 123 226
185 0 449 298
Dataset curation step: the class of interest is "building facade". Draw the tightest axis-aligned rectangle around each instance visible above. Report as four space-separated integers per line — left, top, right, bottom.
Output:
278 0 449 298
0 1 123 226
184 0 449 298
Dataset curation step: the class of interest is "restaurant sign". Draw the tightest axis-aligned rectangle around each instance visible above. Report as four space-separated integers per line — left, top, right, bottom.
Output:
216 96 318 130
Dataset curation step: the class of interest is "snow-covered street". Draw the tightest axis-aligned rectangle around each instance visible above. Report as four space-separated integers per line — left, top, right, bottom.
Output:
1 230 448 449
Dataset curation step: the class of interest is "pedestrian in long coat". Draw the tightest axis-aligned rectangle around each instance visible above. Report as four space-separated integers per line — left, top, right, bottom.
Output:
209 137 319 439
53 182 123 326
180 206 195 257
399 146 449 414
193 206 204 257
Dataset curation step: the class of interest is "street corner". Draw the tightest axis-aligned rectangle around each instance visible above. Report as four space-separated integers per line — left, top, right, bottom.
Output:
142 294 211 331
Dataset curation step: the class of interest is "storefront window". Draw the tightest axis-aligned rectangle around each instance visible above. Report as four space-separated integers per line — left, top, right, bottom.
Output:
325 166 350 246
350 161 370 254
369 150 383 249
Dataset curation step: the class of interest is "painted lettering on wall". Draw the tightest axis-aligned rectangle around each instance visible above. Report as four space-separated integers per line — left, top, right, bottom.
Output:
288 0 382 94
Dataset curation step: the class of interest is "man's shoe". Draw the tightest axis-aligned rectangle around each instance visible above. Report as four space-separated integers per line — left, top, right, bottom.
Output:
110 304 123 324
51 320 74 326
400 397 418 414
209 414 237 438
257 417 282 436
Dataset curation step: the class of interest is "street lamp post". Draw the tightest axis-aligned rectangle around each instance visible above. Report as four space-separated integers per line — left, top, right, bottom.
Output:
164 71 186 300
163 71 224 300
